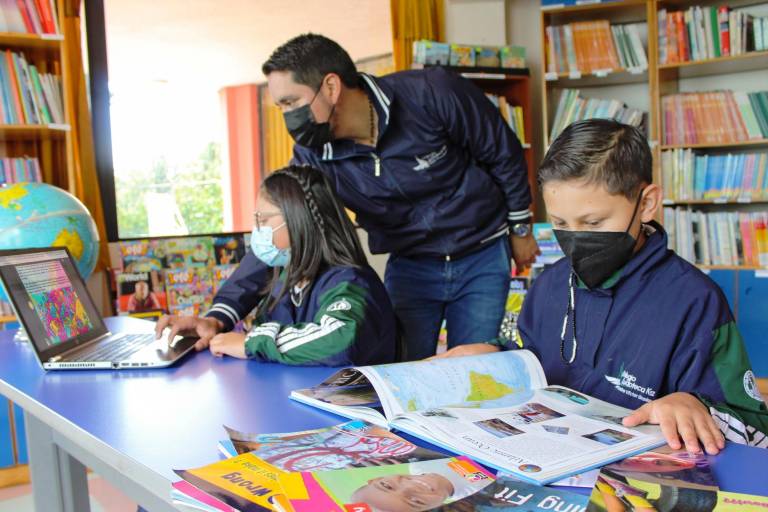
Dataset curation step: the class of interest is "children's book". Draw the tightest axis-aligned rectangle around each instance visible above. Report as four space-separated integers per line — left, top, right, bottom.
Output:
213 235 246 265
174 420 447 512
115 270 166 315
118 239 167 272
435 474 588 511
212 264 238 294
165 237 215 269
165 267 214 316
498 277 528 346
279 456 495 512
290 351 665 485
586 446 718 511
171 480 237 512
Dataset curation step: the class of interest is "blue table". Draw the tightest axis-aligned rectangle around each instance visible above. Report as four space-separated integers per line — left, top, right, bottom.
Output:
0 316 766 511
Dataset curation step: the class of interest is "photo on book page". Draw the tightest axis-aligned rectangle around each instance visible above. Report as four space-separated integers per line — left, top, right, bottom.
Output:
223 419 446 469
587 446 718 511
279 456 494 512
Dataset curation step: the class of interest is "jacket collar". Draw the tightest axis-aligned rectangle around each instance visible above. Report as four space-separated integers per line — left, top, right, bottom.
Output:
320 73 395 161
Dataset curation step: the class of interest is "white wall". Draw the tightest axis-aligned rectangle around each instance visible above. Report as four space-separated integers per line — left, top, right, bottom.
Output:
445 0 507 45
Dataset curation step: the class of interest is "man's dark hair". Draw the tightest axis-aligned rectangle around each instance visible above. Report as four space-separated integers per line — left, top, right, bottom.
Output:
262 33 359 89
538 119 652 199
261 165 367 311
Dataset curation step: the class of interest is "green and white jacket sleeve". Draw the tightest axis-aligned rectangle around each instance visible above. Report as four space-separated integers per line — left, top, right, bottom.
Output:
243 282 368 366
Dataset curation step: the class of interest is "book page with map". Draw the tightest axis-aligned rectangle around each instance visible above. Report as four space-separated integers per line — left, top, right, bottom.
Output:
290 351 664 484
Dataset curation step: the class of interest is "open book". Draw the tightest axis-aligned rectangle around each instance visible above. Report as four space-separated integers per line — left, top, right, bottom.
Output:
290 350 666 485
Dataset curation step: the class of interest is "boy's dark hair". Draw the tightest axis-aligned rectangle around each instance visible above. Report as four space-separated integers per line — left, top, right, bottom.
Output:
262 33 359 89
261 165 367 310
538 119 652 199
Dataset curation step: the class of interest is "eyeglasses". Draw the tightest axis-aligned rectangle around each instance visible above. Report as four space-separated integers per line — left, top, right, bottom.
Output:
254 211 283 230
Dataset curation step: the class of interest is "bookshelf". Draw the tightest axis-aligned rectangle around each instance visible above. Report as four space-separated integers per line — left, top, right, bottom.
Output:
539 0 768 271
0 0 72 188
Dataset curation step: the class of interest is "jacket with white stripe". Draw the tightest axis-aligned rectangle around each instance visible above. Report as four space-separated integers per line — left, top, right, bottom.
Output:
207 251 396 366
292 68 532 258
497 222 768 447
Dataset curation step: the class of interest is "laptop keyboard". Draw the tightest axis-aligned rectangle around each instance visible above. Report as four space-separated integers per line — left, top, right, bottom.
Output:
72 333 157 362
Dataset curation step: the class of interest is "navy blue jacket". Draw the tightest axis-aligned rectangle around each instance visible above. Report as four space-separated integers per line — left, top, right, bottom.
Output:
205 251 396 366
497 222 768 447
292 68 532 258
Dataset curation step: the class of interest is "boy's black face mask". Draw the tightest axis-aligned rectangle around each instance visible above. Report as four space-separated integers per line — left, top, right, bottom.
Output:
553 190 644 289
283 87 334 148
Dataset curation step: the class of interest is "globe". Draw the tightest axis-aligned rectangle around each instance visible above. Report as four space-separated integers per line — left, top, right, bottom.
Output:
0 182 100 281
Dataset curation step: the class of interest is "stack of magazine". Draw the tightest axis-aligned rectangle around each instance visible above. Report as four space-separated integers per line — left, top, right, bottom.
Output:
172 420 590 512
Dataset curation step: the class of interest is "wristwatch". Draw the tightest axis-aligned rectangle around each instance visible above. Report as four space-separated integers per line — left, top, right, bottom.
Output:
511 222 531 237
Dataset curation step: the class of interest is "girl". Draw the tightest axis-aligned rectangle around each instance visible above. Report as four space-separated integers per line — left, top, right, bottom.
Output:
156 164 397 366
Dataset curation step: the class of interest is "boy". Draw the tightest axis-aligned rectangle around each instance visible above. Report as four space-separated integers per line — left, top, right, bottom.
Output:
438 119 768 455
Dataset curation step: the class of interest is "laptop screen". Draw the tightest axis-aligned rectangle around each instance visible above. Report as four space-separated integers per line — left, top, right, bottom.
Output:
0 248 108 361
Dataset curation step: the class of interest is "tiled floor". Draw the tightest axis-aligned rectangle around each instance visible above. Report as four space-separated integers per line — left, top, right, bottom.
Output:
0 474 137 512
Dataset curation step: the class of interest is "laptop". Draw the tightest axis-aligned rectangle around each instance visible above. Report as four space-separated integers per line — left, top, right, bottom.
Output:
0 247 198 370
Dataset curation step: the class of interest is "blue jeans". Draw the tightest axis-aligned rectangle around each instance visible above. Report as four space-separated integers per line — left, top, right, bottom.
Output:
385 236 511 361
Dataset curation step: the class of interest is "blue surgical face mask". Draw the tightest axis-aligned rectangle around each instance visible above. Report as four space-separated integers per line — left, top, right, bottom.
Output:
250 224 290 267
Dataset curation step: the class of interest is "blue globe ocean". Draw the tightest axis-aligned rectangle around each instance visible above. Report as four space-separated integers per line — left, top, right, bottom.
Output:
0 183 99 285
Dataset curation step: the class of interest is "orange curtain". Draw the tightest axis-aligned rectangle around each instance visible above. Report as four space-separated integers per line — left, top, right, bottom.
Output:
390 0 445 71
60 0 110 269
259 85 294 173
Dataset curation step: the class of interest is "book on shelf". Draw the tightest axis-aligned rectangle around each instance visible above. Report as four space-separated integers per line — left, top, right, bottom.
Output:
0 50 64 125
662 149 768 202
165 236 216 269
164 267 214 317
541 0 623 7
289 350 665 485
212 235 246 265
545 20 648 75
118 239 168 272
659 6 768 64
0 156 41 183
485 93 527 145
0 0 60 35
114 270 166 317
664 207 768 267
661 90 768 146
550 88 646 141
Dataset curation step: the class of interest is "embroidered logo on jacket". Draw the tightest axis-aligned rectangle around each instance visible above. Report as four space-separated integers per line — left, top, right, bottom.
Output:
413 145 447 171
744 370 764 402
604 364 657 403
326 299 352 312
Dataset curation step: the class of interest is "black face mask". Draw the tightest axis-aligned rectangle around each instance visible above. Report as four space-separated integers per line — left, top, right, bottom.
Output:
553 190 644 289
283 87 335 148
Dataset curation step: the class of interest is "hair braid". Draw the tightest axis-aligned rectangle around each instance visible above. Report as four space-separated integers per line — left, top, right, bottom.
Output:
283 166 326 233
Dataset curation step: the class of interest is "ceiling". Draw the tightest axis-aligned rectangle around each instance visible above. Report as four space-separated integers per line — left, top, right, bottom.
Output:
102 0 393 91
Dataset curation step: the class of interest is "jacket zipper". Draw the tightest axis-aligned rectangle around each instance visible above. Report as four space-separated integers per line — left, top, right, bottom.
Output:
371 153 381 177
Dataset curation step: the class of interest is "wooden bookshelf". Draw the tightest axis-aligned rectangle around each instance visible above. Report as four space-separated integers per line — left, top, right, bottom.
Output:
540 0 768 270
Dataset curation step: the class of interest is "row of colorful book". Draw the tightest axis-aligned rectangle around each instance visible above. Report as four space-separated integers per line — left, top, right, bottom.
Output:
661 90 768 146
0 50 65 125
485 94 527 145
664 207 768 267
0 156 41 184
113 234 249 318
0 0 59 35
545 21 648 76
412 39 526 69
659 6 768 64
550 88 646 141
541 0 622 8
662 149 768 202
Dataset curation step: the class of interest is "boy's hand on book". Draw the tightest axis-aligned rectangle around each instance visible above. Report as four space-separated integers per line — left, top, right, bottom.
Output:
622 392 725 455
209 332 247 359
155 315 223 351
427 343 500 360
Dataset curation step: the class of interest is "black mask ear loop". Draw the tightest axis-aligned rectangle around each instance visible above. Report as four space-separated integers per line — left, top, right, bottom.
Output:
559 186 646 365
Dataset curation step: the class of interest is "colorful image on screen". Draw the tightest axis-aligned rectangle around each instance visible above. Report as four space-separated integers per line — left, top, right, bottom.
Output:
18 260 93 346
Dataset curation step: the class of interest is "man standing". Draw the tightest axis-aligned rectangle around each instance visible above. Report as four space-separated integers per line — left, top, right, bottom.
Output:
257 33 538 360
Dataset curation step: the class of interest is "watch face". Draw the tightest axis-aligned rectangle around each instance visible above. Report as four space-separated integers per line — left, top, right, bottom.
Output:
513 224 530 237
